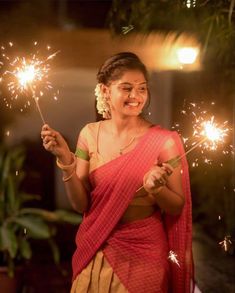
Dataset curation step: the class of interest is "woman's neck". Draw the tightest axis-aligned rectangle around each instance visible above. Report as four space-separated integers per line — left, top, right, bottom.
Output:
109 116 143 136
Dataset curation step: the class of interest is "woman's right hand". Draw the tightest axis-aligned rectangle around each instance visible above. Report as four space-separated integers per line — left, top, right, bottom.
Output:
41 124 71 164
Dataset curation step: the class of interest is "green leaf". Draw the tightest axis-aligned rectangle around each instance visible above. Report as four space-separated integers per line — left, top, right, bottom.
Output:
11 147 25 170
0 198 4 222
20 192 41 204
48 238 60 265
13 216 51 239
19 208 82 224
19 208 60 221
0 225 18 258
2 153 11 183
6 175 17 213
55 210 82 224
19 237 32 260
0 227 3 250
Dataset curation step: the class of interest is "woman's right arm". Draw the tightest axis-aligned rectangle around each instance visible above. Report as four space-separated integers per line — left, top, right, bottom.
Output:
41 124 89 213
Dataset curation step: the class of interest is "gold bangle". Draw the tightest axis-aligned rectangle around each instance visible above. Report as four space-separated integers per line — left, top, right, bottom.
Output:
63 169 75 182
56 152 76 171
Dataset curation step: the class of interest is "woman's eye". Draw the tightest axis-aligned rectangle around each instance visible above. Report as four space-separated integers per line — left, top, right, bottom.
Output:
139 87 147 92
122 87 132 92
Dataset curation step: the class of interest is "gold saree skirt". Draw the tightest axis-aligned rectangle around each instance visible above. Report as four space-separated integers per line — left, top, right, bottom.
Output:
71 250 128 293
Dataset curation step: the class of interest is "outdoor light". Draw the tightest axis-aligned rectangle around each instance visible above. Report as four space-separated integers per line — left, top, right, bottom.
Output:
186 0 196 8
177 47 199 65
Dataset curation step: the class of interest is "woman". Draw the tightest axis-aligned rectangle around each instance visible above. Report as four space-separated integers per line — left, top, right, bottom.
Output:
41 52 193 293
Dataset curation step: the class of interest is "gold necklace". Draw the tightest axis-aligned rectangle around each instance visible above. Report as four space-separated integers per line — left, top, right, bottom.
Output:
113 120 143 155
119 136 136 155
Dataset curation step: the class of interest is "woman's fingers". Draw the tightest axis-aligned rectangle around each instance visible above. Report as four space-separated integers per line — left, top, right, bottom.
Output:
41 125 58 152
42 124 51 131
41 130 56 137
43 135 56 144
43 139 57 151
161 163 174 176
143 161 175 193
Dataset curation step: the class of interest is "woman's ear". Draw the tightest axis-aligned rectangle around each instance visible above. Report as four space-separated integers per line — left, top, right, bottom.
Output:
100 83 110 100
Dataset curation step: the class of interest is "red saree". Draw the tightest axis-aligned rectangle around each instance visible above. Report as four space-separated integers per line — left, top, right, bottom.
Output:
72 126 193 293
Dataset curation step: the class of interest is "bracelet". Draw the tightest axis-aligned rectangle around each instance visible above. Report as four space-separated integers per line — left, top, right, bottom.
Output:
63 169 76 182
56 152 76 171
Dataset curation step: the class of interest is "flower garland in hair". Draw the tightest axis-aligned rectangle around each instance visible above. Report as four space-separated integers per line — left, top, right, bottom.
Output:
94 83 111 119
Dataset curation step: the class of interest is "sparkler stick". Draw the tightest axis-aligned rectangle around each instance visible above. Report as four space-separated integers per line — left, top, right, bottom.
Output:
0 42 59 125
175 137 207 163
28 84 46 124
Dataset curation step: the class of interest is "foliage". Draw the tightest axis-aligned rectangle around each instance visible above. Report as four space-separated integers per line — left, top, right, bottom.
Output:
0 144 82 276
109 0 235 72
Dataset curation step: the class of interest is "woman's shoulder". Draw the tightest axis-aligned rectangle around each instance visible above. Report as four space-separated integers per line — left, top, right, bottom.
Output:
150 125 182 147
77 121 101 147
151 124 174 136
81 121 101 135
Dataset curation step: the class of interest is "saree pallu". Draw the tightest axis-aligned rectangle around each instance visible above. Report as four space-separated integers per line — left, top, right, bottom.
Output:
72 126 193 293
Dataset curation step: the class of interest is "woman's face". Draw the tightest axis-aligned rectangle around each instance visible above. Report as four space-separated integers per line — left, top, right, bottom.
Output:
105 70 148 118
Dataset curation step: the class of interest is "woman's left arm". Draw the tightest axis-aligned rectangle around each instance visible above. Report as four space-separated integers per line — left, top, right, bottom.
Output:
143 137 185 216
152 165 184 216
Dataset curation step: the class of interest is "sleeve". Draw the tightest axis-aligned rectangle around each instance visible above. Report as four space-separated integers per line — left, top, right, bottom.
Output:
158 132 183 168
75 125 90 161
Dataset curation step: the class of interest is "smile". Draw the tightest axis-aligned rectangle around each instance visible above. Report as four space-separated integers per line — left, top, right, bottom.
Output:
124 102 140 107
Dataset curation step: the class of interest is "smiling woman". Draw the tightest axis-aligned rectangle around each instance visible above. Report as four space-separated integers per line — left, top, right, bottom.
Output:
40 52 194 293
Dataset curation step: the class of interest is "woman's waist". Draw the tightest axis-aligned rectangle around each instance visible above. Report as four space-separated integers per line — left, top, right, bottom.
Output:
111 211 164 237
106 211 167 247
120 205 157 224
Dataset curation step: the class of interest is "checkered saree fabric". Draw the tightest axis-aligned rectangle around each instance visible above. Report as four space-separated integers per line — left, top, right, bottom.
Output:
72 126 193 293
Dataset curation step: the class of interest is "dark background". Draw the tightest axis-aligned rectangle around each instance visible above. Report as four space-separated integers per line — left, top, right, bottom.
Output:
0 1 234 292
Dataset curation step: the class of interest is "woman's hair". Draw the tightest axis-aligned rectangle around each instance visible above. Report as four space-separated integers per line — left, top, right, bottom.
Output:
97 52 149 85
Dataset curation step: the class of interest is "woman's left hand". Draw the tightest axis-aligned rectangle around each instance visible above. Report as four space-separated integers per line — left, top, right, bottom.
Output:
143 162 174 194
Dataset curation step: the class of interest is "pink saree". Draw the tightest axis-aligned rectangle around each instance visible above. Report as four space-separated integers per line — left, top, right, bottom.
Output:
72 126 193 293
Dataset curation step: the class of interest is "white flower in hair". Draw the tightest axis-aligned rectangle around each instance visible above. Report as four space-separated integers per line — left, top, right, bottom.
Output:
94 83 102 98
94 83 111 119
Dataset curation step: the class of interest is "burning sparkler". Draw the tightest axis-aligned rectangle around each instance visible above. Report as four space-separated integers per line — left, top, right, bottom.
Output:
172 115 229 166
172 102 231 167
137 103 229 192
0 42 59 124
168 250 180 267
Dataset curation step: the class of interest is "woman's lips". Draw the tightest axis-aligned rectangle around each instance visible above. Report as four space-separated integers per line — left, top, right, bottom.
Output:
124 102 140 107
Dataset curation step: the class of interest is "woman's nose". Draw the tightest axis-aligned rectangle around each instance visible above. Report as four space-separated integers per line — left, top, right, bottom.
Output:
128 88 138 98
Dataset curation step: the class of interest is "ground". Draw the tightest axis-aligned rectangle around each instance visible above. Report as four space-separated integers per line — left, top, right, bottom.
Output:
19 224 235 293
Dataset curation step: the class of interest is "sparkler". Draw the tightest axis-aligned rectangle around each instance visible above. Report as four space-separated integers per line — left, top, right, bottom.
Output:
136 109 230 192
173 102 232 167
172 115 229 166
0 42 59 124
168 250 180 267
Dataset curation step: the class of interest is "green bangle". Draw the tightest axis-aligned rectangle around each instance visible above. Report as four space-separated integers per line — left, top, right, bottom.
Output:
75 148 90 161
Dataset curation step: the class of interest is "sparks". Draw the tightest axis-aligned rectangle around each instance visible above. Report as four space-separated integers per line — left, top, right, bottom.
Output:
168 250 180 267
172 101 232 166
200 117 228 151
0 42 59 123
219 236 232 252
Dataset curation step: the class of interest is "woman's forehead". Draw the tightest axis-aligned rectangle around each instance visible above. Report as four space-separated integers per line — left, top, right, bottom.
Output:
116 70 147 83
